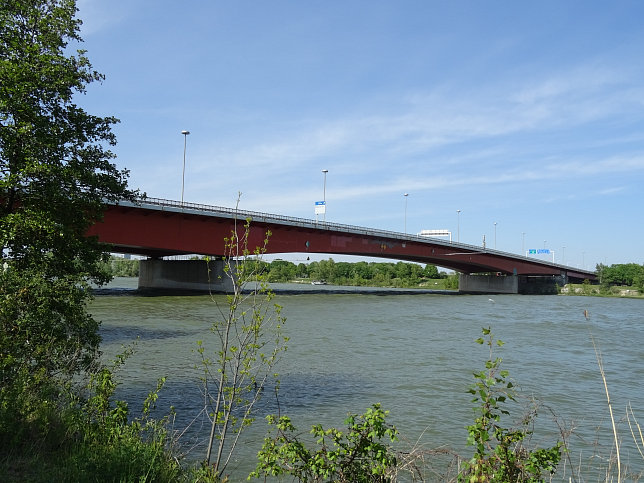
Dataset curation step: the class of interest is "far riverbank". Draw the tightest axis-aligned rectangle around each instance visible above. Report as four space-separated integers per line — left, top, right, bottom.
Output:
95 277 460 296
96 277 644 299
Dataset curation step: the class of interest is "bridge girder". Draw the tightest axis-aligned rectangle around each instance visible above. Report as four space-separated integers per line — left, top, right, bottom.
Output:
88 200 597 282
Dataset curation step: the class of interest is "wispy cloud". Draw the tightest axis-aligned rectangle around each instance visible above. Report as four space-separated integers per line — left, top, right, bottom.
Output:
598 186 626 196
76 0 131 36
198 60 643 182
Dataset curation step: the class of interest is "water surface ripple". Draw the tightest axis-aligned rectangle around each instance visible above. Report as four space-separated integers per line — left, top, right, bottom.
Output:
92 279 644 481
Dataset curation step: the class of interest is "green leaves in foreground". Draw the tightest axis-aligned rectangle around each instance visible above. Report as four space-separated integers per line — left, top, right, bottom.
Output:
251 403 398 482
459 327 562 482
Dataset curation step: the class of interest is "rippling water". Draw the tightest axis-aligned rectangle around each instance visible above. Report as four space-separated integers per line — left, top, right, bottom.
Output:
91 278 644 481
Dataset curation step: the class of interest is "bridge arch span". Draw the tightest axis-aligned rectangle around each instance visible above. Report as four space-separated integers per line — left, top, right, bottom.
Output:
89 198 595 283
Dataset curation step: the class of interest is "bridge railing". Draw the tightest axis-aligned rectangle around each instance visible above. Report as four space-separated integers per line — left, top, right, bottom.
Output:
117 197 591 273
127 196 485 250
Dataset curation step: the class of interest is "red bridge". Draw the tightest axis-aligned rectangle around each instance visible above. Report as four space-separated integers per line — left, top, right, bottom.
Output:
89 198 596 293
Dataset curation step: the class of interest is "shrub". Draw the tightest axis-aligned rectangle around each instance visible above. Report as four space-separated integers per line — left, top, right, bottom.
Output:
458 328 562 482
251 404 398 482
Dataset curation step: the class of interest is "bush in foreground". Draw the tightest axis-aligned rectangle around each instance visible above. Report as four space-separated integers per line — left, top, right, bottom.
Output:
0 353 181 482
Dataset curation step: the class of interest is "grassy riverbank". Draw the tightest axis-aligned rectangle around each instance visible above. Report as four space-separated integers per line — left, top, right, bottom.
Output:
562 283 644 298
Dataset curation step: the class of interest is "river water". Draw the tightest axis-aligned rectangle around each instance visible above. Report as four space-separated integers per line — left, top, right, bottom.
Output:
91 278 644 481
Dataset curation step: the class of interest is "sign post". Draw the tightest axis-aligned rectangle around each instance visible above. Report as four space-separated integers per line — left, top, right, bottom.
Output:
315 201 326 223
527 248 555 263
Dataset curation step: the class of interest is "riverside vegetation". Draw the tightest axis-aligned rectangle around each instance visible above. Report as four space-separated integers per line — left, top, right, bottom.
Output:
105 256 644 297
2 1 642 481
104 255 459 290
0 1 173 480
560 263 644 298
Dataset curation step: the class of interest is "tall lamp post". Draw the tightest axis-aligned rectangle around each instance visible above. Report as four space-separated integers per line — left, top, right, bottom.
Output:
494 222 497 249
456 209 461 242
404 193 409 234
522 232 526 255
322 169 328 222
181 130 190 205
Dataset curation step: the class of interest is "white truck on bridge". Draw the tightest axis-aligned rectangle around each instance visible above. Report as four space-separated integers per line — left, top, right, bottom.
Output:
418 229 452 242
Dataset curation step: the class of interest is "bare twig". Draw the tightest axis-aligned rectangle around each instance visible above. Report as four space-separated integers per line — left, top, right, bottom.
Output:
586 314 621 482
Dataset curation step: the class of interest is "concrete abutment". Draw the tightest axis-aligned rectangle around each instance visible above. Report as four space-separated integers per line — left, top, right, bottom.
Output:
458 274 561 295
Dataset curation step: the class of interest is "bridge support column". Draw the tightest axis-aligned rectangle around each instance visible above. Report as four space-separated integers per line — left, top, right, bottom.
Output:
458 274 519 294
138 259 234 293
458 274 561 295
517 275 560 295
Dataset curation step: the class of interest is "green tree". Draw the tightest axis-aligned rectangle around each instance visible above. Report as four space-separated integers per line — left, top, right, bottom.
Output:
296 262 308 278
107 256 139 277
423 263 440 279
197 212 288 478
312 258 336 282
394 261 411 282
598 263 644 288
353 261 373 281
372 263 394 285
444 273 459 289
0 0 136 413
268 259 296 282
334 261 354 284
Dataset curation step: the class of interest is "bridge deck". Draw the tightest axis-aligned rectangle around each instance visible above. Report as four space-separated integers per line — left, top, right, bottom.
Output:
89 198 596 281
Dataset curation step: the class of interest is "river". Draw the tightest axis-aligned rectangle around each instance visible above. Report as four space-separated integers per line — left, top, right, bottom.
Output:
91 278 644 481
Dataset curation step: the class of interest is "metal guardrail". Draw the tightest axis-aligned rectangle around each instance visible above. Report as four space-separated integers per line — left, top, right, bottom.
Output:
114 197 594 274
121 196 480 248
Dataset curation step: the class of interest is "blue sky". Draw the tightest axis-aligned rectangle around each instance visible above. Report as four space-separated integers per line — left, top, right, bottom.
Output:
75 1 644 268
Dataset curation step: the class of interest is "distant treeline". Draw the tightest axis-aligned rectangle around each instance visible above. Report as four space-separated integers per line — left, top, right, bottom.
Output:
597 263 644 289
104 256 455 288
104 257 139 277
253 258 454 288
105 258 644 291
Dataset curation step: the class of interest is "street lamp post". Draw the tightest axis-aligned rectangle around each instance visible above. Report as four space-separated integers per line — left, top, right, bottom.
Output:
456 209 461 242
494 222 497 249
181 130 190 205
563 246 566 265
322 169 328 222
404 193 409 234
522 232 525 255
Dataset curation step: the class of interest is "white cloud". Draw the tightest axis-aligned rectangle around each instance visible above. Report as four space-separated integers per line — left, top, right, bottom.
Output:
208 63 641 177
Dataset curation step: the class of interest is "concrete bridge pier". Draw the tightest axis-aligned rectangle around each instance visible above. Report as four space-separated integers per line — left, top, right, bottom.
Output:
459 274 519 294
458 274 560 295
138 258 234 293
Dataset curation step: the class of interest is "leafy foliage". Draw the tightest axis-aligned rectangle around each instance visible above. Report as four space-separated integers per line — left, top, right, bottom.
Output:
197 207 289 477
67 351 180 481
103 255 139 277
0 347 181 482
251 403 398 482
1 0 137 404
245 257 448 288
0 2 159 479
597 263 644 289
459 327 562 482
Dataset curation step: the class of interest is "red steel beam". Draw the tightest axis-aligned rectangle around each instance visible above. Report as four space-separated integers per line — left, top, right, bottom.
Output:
88 200 597 281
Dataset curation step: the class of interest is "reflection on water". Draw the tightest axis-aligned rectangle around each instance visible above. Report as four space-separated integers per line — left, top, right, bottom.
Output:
91 279 644 481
